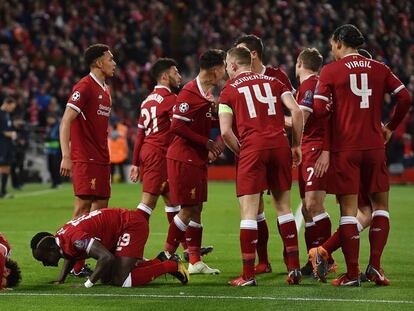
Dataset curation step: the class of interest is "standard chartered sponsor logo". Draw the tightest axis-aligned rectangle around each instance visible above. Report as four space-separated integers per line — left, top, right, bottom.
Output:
97 104 111 117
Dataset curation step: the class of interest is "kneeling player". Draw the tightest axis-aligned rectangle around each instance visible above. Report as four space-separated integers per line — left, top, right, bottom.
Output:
1 232 21 290
30 208 188 287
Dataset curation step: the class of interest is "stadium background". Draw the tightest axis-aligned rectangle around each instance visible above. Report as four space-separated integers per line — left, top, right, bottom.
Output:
0 1 414 310
0 0 413 183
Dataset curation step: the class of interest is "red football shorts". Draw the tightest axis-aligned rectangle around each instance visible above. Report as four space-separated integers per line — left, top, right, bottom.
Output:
236 147 292 197
115 211 149 258
328 149 389 195
140 145 168 195
72 162 111 198
298 148 327 198
167 159 207 206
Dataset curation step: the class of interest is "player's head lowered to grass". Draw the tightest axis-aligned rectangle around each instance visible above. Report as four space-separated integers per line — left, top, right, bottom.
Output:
330 24 365 61
30 232 61 267
1 258 21 289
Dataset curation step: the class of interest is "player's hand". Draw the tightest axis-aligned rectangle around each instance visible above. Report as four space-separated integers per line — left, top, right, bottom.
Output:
129 165 140 183
291 146 302 168
206 139 223 158
382 125 393 144
60 156 72 177
314 150 329 178
208 151 218 163
49 280 64 285
206 94 218 112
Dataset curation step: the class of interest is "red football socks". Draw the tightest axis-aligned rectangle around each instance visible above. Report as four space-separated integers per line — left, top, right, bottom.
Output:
339 217 360 279
278 213 300 270
369 210 390 269
73 260 85 274
164 215 188 254
256 213 269 264
240 220 258 279
186 221 202 264
304 222 318 251
129 261 177 286
137 203 152 221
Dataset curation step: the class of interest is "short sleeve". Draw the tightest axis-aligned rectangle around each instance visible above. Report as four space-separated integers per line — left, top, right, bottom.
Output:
67 82 90 113
298 86 314 113
314 66 332 104
384 65 405 96
219 83 233 106
69 231 94 255
172 90 199 122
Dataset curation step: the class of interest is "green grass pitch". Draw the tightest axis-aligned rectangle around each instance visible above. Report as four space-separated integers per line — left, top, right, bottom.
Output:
0 182 413 310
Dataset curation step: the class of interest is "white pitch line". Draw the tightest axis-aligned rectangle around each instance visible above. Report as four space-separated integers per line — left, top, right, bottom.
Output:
9 187 68 199
294 202 303 232
0 293 413 305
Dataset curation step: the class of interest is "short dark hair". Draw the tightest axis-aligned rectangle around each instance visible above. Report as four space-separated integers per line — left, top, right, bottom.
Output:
84 44 110 67
151 58 178 81
30 232 54 250
199 49 226 70
332 24 365 48
358 48 372 59
298 48 323 72
5 259 21 288
227 47 252 67
234 34 264 60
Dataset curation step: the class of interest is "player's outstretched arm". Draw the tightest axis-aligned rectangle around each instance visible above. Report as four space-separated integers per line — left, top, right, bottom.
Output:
59 107 79 177
52 258 75 284
282 93 303 166
83 240 115 287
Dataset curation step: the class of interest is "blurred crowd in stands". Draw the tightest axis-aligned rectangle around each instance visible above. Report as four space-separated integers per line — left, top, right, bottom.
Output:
0 0 413 185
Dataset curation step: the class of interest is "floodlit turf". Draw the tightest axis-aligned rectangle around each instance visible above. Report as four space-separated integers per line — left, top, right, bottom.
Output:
0 182 413 310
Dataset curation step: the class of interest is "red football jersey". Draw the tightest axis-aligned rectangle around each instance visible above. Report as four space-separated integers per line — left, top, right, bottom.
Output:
166 77 213 167
314 54 404 152
297 74 327 152
264 66 295 93
138 86 176 153
0 232 11 257
219 72 291 153
55 208 129 259
67 73 112 164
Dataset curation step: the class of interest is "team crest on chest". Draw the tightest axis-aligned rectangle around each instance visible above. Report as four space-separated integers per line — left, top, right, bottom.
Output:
90 178 96 190
179 102 189 113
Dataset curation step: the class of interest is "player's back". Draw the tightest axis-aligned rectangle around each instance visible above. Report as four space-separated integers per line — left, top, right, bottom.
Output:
139 86 176 152
264 66 294 92
319 54 402 151
221 72 290 153
58 208 127 254
0 232 11 256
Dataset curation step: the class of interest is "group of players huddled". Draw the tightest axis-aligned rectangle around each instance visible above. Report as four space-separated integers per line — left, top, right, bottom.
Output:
15 23 410 291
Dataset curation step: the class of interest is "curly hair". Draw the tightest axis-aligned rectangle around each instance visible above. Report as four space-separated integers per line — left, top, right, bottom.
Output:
5 259 21 287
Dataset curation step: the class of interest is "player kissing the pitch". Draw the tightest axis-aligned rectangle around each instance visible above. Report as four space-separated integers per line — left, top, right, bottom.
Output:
219 47 304 286
30 208 189 288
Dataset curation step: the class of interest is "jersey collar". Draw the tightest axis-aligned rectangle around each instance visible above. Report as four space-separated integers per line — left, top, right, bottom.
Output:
302 73 316 82
89 72 106 91
196 75 207 98
342 52 361 59
154 85 171 93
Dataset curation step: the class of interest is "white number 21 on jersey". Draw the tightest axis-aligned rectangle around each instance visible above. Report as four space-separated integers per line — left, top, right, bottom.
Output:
238 83 276 118
141 106 158 135
350 73 372 109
